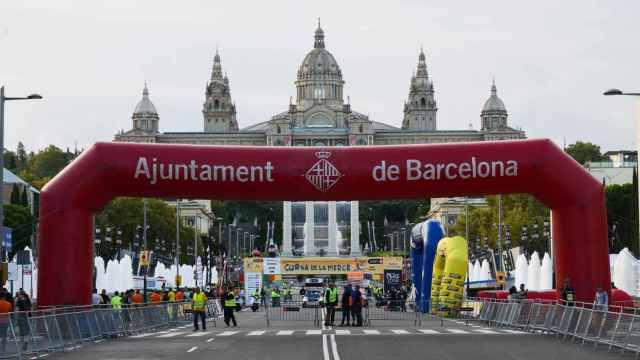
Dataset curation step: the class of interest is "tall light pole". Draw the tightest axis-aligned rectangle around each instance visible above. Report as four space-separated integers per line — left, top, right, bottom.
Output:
604 88 640 254
0 87 42 260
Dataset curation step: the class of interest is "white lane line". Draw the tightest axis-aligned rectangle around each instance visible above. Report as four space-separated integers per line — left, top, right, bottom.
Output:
501 329 526 334
187 346 197 353
322 334 330 360
445 329 470 334
306 330 323 335
277 330 294 335
330 334 341 360
418 329 440 334
363 330 380 335
391 329 410 334
206 338 214 343
334 329 350 335
217 331 239 336
157 332 186 338
131 333 153 338
248 330 266 336
474 329 500 334
186 331 211 337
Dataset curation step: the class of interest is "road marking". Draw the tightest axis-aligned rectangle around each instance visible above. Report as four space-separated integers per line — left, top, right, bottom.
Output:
187 346 197 353
501 329 526 334
277 330 294 335
186 331 211 337
157 332 185 338
306 330 322 335
363 330 380 335
418 329 440 334
445 329 470 334
217 331 239 336
474 329 500 334
322 334 330 360
206 338 214 342
391 329 410 334
248 331 266 336
335 329 350 335
131 333 153 338
330 334 341 360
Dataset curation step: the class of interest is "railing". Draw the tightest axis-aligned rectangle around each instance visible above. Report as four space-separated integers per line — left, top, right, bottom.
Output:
466 298 640 354
0 300 222 359
264 300 320 326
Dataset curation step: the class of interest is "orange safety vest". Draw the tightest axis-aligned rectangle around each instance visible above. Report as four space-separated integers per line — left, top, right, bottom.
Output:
176 292 185 302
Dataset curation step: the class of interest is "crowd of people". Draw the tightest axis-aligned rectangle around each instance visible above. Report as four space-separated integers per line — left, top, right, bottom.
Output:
0 288 33 352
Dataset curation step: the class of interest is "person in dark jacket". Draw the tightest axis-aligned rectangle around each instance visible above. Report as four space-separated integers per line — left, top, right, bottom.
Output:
561 278 576 306
340 285 352 326
352 286 363 326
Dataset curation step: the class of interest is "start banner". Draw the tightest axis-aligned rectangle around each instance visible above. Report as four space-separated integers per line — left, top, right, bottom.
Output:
282 258 356 275
241 257 404 275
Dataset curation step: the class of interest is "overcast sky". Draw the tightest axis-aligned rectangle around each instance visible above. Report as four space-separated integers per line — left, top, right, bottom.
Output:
0 0 638 153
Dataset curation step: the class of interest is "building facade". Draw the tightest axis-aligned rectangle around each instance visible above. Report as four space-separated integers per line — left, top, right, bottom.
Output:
115 23 525 257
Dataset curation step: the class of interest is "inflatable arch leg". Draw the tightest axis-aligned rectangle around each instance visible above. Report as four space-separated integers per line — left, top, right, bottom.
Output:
431 236 468 316
410 220 444 313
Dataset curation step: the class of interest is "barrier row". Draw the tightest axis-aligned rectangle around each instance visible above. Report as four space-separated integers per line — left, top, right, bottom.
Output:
476 299 640 354
0 300 223 359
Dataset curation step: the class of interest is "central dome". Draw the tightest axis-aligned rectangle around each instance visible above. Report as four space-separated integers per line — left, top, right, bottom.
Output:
295 22 345 107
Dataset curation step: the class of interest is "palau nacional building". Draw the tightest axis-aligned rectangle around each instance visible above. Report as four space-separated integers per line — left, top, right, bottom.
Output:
114 23 525 258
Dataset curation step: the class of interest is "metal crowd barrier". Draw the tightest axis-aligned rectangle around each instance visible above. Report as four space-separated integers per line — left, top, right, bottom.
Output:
0 300 223 359
467 298 640 355
265 300 320 326
364 299 420 326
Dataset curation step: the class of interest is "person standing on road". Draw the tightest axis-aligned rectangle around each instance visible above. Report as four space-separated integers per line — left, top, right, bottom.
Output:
92 289 101 305
111 291 122 310
15 291 31 351
224 286 238 327
340 285 352 326
352 285 363 326
132 289 143 305
271 288 281 307
0 291 12 354
594 284 608 312
561 278 576 306
324 283 338 326
100 289 110 307
191 287 208 331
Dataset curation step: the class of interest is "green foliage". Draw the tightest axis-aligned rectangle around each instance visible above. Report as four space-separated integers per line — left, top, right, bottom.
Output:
95 197 199 263
359 199 430 251
28 145 71 179
606 182 639 254
20 187 28 207
450 194 550 254
565 141 608 165
10 184 20 205
3 204 34 257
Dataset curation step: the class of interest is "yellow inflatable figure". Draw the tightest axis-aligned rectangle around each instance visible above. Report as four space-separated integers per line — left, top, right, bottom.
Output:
431 236 468 316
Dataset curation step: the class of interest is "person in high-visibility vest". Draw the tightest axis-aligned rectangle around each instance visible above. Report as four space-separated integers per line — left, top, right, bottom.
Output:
224 286 238 327
324 283 338 326
191 287 208 331
252 288 260 310
271 288 281 307
168 289 176 302
111 291 122 310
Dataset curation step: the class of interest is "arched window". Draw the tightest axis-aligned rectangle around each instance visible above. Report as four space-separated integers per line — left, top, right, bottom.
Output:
214 99 220 109
421 97 426 106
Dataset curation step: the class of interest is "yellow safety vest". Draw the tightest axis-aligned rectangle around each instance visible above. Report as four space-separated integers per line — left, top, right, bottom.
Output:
327 288 338 303
111 295 122 309
225 292 236 307
271 290 280 298
192 293 206 311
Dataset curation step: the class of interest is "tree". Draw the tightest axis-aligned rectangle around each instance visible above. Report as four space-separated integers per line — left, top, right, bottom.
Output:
10 184 20 205
20 187 28 207
565 141 608 165
3 151 17 173
28 145 69 179
16 142 29 172
3 204 34 257
605 183 638 254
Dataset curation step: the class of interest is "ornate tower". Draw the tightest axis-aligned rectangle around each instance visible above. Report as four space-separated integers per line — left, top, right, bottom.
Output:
402 48 437 131
294 21 345 111
203 49 238 132
480 80 508 130
131 83 159 133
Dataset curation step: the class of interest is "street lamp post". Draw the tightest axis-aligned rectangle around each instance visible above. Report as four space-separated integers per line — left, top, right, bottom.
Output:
0 87 42 260
604 88 640 254
236 228 242 260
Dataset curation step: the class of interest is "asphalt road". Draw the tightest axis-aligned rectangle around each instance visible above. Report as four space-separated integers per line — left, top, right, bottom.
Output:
46 310 632 360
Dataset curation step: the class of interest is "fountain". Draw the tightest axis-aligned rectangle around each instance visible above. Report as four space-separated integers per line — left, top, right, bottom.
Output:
540 253 553 290
527 251 541 291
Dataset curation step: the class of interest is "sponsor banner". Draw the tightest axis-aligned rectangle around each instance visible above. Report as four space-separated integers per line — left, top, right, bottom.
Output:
357 257 403 273
347 271 364 282
263 258 281 275
244 272 262 305
384 269 402 291
244 258 264 273
281 258 356 275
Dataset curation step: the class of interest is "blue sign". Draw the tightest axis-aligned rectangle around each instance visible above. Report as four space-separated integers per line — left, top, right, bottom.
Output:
3 227 12 251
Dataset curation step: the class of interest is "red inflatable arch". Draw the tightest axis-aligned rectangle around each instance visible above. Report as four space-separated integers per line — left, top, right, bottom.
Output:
38 139 609 306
